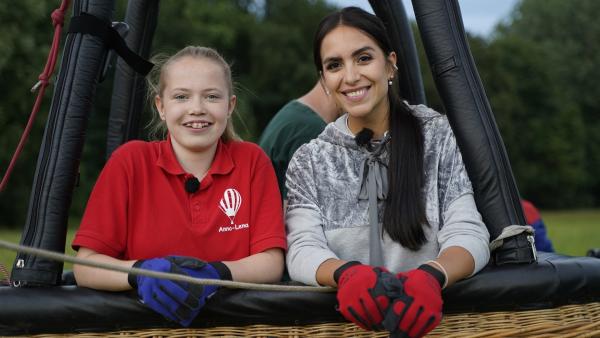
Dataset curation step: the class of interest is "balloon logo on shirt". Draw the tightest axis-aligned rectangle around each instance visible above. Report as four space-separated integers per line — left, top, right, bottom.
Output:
219 188 242 224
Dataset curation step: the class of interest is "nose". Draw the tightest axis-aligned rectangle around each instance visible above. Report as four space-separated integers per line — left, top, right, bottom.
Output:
344 63 360 84
189 96 205 115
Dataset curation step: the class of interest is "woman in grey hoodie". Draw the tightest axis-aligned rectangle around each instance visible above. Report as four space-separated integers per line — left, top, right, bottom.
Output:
285 7 490 338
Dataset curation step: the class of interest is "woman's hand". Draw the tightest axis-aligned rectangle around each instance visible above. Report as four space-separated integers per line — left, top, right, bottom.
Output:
383 265 444 338
335 262 393 330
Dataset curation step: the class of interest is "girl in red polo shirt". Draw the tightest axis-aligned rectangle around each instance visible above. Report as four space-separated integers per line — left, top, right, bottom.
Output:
72 46 286 326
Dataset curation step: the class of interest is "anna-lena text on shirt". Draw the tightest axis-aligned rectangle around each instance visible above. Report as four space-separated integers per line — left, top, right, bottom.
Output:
218 223 249 232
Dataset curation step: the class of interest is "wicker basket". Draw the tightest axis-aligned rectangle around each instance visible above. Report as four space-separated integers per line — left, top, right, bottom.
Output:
25 302 600 338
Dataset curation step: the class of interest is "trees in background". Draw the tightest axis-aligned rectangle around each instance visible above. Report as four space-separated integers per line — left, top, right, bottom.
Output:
1 0 599 227
478 0 599 207
0 1 55 227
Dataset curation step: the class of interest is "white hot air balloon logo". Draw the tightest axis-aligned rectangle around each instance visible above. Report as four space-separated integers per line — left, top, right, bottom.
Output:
219 188 242 224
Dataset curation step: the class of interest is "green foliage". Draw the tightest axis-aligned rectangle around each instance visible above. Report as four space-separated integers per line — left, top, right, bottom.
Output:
485 0 600 207
150 0 335 140
0 1 56 227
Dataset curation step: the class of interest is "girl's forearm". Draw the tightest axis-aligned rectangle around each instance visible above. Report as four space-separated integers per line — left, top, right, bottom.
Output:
73 248 135 291
223 248 285 283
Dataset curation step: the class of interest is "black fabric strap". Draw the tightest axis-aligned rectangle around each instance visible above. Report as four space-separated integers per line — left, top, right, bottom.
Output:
494 233 537 265
417 264 446 288
128 259 145 289
209 261 233 281
68 13 153 75
333 261 362 284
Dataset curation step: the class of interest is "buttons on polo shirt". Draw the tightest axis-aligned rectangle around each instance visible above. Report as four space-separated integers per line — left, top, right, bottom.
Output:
190 195 208 225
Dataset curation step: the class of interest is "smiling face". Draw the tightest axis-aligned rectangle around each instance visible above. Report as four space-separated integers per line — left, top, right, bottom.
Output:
155 56 236 159
319 25 396 135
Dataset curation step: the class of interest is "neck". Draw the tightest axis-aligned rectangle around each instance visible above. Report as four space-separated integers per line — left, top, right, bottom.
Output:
347 114 389 140
348 94 390 139
170 137 218 179
298 83 340 123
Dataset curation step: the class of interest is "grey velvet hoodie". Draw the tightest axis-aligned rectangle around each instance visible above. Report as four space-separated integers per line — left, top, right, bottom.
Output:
285 104 490 286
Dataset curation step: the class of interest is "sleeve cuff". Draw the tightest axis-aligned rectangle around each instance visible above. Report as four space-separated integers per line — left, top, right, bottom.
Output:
333 261 362 284
128 260 144 288
209 261 232 281
418 264 446 288
287 251 338 286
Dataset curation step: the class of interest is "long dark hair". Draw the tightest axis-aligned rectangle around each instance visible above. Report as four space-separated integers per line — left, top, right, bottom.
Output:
313 7 428 250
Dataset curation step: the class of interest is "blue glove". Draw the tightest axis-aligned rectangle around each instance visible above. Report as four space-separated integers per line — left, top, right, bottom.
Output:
129 256 228 327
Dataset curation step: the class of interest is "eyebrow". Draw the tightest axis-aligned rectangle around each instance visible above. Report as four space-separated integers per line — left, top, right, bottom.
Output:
322 46 376 65
170 88 190 92
169 87 223 93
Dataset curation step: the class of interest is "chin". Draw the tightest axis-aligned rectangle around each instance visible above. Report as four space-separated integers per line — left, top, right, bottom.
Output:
346 107 372 119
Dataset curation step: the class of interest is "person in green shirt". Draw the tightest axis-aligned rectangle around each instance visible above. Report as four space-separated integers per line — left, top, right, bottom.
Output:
259 81 341 201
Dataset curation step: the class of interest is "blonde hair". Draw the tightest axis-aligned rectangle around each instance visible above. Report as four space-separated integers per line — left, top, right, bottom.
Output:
146 46 239 141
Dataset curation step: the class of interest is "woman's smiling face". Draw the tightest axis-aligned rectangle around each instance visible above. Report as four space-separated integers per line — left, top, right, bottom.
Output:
319 25 396 132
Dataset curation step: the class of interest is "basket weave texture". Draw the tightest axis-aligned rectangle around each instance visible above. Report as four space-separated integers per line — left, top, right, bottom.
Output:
26 302 600 338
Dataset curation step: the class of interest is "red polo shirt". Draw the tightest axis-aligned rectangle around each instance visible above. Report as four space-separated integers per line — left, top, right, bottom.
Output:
72 138 286 262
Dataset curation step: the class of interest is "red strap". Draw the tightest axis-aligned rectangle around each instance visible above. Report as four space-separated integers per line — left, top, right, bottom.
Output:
0 0 71 192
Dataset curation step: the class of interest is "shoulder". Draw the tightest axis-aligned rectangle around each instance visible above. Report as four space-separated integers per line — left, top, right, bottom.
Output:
109 140 160 164
265 101 312 126
225 140 271 167
287 124 344 173
408 104 454 142
409 104 449 127
261 101 325 140
225 140 263 153
112 139 152 153
292 128 330 158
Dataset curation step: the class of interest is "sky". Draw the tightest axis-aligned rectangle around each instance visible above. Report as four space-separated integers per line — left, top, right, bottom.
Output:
327 0 520 37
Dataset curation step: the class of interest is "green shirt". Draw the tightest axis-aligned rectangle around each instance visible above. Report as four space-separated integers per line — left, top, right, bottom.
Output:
259 100 326 199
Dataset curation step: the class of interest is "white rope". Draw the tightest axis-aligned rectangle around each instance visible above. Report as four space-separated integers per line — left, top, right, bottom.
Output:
0 239 335 293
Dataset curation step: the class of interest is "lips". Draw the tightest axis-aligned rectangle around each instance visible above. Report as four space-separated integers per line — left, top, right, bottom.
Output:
182 120 212 130
342 86 370 102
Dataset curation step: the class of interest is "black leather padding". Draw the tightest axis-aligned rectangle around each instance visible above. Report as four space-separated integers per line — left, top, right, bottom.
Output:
10 0 117 287
106 0 159 158
412 0 527 243
1 253 598 335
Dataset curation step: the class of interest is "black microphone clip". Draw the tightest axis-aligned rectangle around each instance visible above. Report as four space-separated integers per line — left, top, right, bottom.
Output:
355 128 374 151
184 177 200 193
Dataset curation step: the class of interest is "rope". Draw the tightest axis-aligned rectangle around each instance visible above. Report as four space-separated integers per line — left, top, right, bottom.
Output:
0 0 71 192
0 239 335 293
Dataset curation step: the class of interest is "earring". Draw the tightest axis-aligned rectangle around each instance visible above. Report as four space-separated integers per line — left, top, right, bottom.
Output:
393 64 399 71
388 79 393 86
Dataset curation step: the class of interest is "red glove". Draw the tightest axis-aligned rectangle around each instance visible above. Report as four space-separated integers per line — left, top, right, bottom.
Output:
383 264 444 338
335 261 392 330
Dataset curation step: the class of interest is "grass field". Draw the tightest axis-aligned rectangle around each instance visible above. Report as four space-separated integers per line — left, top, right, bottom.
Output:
0 210 598 278
543 209 600 256
0 228 77 278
